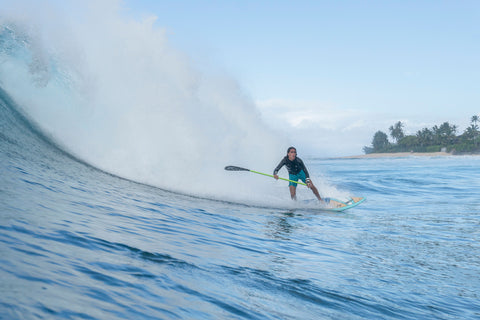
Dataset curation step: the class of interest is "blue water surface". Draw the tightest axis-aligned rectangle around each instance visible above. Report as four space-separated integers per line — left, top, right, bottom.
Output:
1 90 480 319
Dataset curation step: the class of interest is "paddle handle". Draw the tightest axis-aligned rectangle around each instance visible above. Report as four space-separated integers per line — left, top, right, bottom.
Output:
250 170 307 186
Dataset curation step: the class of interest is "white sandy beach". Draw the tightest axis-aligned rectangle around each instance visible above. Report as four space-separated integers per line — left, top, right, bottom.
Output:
337 152 476 159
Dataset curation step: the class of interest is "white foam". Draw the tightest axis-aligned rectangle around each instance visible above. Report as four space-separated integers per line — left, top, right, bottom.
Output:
0 0 344 206
0 0 288 202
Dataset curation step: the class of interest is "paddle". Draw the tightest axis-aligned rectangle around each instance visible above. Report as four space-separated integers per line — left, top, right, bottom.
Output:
224 166 307 186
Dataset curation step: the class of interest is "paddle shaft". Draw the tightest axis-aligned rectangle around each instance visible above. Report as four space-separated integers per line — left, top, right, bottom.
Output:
224 166 307 186
249 170 307 186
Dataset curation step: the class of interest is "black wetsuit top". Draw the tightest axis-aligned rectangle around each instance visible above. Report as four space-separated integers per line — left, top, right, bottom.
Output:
273 156 310 178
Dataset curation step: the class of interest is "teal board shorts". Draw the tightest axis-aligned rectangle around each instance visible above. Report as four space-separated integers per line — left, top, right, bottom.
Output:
289 170 307 187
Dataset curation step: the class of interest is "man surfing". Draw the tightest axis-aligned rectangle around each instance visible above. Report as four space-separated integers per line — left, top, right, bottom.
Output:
273 147 322 201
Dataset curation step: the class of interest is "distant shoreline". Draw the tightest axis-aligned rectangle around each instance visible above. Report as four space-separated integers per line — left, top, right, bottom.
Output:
333 152 480 159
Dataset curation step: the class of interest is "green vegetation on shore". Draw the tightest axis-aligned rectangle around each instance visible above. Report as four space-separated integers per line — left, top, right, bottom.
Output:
363 115 480 155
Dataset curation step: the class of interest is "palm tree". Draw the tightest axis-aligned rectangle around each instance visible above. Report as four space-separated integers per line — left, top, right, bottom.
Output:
471 115 479 130
471 115 479 146
416 128 434 147
389 121 405 143
433 122 457 146
464 125 477 140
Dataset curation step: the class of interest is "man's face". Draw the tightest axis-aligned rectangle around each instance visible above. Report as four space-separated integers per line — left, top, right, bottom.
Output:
288 149 296 161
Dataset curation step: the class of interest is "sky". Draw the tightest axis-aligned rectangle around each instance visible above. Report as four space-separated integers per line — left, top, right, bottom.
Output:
123 0 479 157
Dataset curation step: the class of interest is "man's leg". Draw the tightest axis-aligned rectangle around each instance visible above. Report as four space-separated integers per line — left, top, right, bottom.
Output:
289 185 297 200
309 183 322 201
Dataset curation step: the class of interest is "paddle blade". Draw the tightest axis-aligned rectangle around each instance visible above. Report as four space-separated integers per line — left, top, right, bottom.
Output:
224 166 250 171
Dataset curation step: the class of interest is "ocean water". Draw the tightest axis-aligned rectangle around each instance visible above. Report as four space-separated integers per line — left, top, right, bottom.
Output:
2 87 480 319
1 3 480 318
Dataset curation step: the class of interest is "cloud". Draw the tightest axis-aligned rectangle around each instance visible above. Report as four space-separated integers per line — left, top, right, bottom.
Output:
256 98 472 157
257 99 377 156
257 98 371 128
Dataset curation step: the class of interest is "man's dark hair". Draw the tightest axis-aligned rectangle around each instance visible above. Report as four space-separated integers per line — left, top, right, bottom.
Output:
287 147 296 154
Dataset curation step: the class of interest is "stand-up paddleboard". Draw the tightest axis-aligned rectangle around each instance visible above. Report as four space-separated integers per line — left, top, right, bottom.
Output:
225 166 365 212
303 197 366 212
